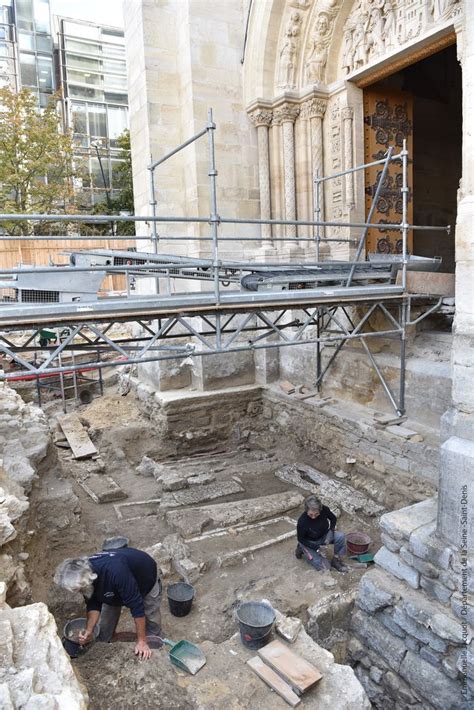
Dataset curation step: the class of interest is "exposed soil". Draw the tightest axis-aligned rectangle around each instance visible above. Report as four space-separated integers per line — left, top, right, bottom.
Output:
24 387 431 708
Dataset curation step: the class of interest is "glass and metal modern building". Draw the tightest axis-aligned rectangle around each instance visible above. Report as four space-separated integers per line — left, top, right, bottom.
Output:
0 2 129 209
0 1 18 91
15 0 55 105
56 17 129 207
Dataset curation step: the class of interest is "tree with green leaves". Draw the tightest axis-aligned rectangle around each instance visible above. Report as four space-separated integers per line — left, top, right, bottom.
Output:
86 129 135 237
0 88 78 235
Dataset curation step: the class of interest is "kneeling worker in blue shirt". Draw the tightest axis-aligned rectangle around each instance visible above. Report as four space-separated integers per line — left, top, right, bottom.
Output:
55 547 162 660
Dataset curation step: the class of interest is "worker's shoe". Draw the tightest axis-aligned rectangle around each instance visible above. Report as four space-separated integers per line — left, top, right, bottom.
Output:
295 543 303 559
331 556 349 573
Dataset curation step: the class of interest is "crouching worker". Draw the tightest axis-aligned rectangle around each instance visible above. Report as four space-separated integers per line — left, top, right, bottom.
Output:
295 496 348 572
54 547 162 660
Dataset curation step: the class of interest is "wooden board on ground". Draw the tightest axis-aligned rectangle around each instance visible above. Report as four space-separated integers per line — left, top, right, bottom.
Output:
59 413 97 459
258 639 322 695
396 270 455 296
247 656 301 707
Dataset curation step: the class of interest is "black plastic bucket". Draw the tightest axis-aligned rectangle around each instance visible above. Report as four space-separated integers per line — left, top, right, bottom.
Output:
62 618 100 658
102 536 129 551
167 582 195 617
236 601 276 650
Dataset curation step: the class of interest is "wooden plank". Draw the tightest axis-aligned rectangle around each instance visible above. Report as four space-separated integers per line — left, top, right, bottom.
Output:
280 381 295 395
247 656 301 707
258 640 322 695
396 270 455 296
59 413 98 459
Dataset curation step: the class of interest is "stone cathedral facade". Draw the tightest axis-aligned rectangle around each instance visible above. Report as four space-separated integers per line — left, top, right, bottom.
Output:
123 1 472 703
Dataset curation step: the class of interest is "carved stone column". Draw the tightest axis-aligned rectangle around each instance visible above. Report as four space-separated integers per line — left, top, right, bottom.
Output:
342 107 355 210
301 98 326 247
274 103 300 242
249 108 273 247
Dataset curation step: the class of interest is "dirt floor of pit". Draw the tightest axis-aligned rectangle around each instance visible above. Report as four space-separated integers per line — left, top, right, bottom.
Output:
24 387 429 709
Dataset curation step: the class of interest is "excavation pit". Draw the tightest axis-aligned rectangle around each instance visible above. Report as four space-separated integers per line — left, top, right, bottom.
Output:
22 384 438 708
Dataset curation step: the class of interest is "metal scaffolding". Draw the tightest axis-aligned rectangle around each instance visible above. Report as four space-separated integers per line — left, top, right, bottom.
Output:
0 109 450 415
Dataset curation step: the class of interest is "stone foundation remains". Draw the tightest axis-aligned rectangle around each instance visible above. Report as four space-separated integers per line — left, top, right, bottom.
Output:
349 499 473 708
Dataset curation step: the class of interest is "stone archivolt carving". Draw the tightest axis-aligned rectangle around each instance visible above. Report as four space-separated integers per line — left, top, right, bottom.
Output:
278 11 303 90
342 0 462 76
305 1 343 85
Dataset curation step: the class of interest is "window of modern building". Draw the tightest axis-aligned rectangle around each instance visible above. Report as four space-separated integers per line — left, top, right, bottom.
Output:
107 105 127 145
33 0 50 34
19 51 36 86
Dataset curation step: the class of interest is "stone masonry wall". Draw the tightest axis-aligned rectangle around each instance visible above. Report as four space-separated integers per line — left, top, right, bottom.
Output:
133 379 263 453
0 384 88 708
262 389 439 496
0 384 49 603
349 499 473 709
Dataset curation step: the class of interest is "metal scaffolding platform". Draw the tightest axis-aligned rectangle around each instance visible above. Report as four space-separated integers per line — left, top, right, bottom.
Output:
0 110 450 415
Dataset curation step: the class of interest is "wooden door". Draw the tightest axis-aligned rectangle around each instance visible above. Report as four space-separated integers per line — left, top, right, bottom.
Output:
363 88 413 254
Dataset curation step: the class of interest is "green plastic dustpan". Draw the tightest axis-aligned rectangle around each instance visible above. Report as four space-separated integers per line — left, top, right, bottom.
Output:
162 637 206 675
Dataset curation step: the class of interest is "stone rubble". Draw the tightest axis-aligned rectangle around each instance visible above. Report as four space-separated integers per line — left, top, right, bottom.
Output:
0 600 88 708
0 385 87 708
348 500 473 708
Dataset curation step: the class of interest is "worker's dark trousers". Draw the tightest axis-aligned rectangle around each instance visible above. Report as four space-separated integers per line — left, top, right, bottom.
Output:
299 531 347 571
97 577 162 642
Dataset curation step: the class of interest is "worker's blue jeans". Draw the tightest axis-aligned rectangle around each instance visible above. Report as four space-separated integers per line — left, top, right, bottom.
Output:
97 577 162 642
299 530 347 571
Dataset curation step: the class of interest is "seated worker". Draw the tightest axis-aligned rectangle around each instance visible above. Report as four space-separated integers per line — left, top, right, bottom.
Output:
296 495 348 572
54 547 162 660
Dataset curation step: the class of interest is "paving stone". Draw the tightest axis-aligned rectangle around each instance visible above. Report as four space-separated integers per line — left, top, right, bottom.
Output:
161 479 244 509
374 547 420 589
399 650 464 709
386 425 419 439
379 498 437 542
78 474 127 504
275 463 384 517
162 474 189 492
187 473 216 486
166 490 303 536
